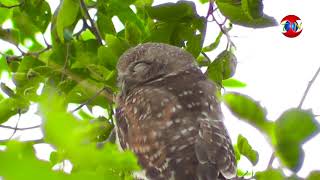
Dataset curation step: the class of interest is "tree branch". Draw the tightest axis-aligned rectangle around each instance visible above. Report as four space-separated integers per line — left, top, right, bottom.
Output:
8 112 21 140
206 2 235 50
80 0 103 45
0 124 41 130
24 44 52 58
267 152 275 169
1 42 52 63
267 66 320 170
298 65 320 108
70 87 112 113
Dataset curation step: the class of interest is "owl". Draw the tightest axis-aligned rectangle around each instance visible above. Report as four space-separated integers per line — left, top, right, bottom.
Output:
115 43 236 180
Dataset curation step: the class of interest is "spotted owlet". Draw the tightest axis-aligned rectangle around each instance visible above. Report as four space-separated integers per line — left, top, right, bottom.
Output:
115 43 236 180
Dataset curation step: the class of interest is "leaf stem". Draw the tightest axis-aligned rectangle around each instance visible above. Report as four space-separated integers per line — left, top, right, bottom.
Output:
298 65 320 109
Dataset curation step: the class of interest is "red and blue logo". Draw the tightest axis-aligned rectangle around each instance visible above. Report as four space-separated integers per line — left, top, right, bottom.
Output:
281 15 303 38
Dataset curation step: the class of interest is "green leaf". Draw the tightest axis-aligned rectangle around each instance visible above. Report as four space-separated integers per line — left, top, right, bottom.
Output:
17 56 44 73
255 169 284 180
223 92 273 135
276 109 319 143
135 0 154 7
87 64 115 82
49 151 60 165
215 0 277 28
274 108 319 172
145 22 176 44
12 56 44 100
242 0 263 19
125 22 142 46
237 134 259 165
203 31 223 52
89 116 114 142
79 29 96 41
78 109 94 120
99 35 130 69
0 28 20 45
196 55 210 67
233 145 241 162
198 0 209 4
97 46 118 70
186 34 202 58
39 92 140 175
222 78 247 88
207 50 237 85
0 5 13 25
66 79 111 107
105 34 131 57
56 0 80 42
145 1 206 57
307 171 320 180
96 6 116 38
0 82 15 97
146 1 197 22
0 141 115 180
0 54 10 76
0 0 20 8
20 0 52 33
0 98 22 124
0 141 68 180
71 40 100 69
9 2 49 48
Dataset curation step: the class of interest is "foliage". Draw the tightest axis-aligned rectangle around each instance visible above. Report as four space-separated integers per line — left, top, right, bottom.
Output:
0 0 318 179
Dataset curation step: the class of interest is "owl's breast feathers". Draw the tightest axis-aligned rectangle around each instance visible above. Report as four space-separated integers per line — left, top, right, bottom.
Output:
116 67 236 180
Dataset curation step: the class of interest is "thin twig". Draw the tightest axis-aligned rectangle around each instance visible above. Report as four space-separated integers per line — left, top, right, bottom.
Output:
74 18 90 39
8 111 21 140
70 87 108 113
206 1 235 49
0 124 41 130
43 35 50 47
267 152 275 169
61 43 70 81
201 51 212 76
25 45 52 57
201 51 211 63
1 43 51 62
212 15 234 49
79 0 103 45
298 66 320 108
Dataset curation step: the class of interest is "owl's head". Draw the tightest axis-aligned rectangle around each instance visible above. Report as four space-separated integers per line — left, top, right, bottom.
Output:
117 43 196 94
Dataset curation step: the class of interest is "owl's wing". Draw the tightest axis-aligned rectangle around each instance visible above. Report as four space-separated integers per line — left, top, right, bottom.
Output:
116 87 178 179
195 81 237 179
196 118 237 179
